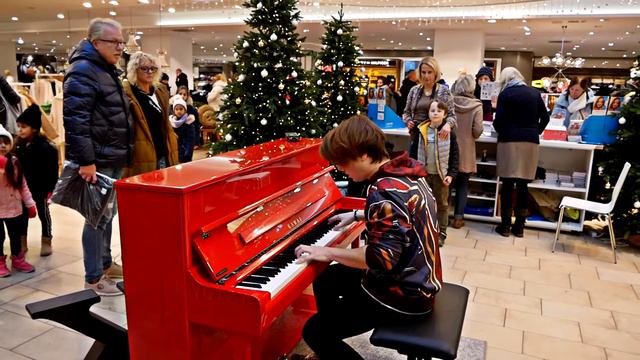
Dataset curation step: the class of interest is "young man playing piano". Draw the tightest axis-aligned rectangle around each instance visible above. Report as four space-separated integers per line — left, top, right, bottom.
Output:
294 115 443 360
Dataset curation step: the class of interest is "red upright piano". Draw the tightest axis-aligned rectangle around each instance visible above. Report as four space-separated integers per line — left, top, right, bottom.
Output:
116 138 365 359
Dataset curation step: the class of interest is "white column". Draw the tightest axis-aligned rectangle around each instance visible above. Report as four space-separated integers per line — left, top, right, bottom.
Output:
0 41 17 80
433 29 485 85
141 33 193 94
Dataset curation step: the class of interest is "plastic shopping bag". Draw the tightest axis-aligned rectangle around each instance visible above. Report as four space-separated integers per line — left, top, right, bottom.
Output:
51 162 117 229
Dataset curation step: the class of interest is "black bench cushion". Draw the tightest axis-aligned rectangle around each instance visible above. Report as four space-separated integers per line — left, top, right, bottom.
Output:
369 283 470 359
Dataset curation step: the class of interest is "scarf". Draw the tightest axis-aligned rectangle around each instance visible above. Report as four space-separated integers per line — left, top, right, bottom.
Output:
567 91 588 120
501 79 526 92
169 113 195 128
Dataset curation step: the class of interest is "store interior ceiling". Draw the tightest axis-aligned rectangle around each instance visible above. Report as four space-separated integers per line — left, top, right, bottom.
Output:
0 0 638 66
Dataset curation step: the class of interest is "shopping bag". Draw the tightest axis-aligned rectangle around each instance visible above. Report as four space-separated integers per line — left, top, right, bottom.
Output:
51 162 117 229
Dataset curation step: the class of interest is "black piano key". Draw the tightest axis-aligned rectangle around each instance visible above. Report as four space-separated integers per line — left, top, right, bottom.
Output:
238 282 262 289
246 275 269 284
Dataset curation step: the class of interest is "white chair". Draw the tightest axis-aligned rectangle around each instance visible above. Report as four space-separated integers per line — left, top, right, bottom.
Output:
552 162 631 263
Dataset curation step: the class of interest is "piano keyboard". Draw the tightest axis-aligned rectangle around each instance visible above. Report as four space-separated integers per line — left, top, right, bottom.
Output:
236 218 349 297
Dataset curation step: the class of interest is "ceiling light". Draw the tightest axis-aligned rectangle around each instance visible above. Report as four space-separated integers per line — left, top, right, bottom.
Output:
525 32 531 36
52 40 57 44
500 47 506 50
57 13 65 19
136 31 144 35
601 47 606 50
109 10 117 16
82 2 92 8
11 16 18 21
426 37 431 41
16 47 20 51
167 7 176 13
419 32 423 36
17 38 24 44
623 54 627 57
523 26 531 31
522 19 527 23
608 42 614 46
487 19 497 23
108 0 119 5
138 0 150 4
200 46 205 49
427 46 432 50
599 18 605 22
588 31 595 35
566 52 572 55
135 35 141 40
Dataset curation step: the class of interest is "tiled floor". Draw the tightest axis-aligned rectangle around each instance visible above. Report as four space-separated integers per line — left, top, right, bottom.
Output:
1 204 639 359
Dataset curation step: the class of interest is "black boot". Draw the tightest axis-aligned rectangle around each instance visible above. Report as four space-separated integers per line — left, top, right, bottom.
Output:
511 209 527 237
496 208 512 237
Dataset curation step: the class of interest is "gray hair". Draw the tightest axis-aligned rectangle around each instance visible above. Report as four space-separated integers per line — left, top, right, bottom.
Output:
87 18 122 41
497 67 525 92
126 52 160 85
451 74 476 96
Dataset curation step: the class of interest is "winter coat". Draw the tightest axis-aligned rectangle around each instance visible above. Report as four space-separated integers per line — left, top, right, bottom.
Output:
122 81 178 177
0 76 21 129
362 152 442 314
14 135 59 197
453 96 483 173
493 84 549 144
207 80 228 112
171 111 198 163
550 88 595 127
417 120 460 181
63 39 133 169
0 156 35 219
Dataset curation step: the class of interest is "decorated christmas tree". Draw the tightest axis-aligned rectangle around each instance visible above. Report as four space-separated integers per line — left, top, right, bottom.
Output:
210 0 319 154
312 5 363 135
598 56 640 239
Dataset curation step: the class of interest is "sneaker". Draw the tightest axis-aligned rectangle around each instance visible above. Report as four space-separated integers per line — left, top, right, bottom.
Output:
104 263 123 279
451 218 465 229
0 256 10 278
11 252 35 273
85 275 123 296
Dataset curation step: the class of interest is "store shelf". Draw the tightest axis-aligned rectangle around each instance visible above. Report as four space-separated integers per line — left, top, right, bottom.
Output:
528 182 587 193
476 159 497 166
470 177 497 183
468 195 496 201
460 215 583 232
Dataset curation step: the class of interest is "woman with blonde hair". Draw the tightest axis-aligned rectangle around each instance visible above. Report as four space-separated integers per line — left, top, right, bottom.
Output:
403 56 456 159
207 73 228 112
493 67 549 237
122 52 178 176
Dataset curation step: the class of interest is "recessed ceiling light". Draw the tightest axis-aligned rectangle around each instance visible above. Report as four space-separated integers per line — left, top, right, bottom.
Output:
487 19 497 24
588 31 595 35
575 45 580 48
135 35 141 40
138 0 150 4
16 47 20 51
57 13 65 19
599 18 605 22
200 46 205 49
52 40 56 44
608 42 614 46
17 38 24 44
625 31 630 35
616 64 620 67
136 31 144 35
427 46 432 50
398 42 402 46
601 47 606 51
11 16 18 21
419 32 423 36
523 26 530 32
108 0 119 5
566 52 572 55
82 2 92 8
623 54 627 57
525 32 531 36
303 28 309 32
500 47 506 50
167 7 176 13
426 37 431 41
109 10 117 16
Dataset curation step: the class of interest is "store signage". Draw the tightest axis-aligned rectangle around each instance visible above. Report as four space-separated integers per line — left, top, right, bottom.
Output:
357 59 397 67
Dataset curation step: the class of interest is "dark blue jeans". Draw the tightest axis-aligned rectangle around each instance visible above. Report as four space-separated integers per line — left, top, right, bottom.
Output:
81 167 122 282
454 172 471 218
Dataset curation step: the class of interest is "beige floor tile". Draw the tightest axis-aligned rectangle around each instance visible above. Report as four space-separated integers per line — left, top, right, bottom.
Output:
0 348 31 360
634 285 640 299
462 319 523 353
485 253 539 269
580 254 640 272
571 273 638 300
598 267 640 285
613 312 640 335
564 242 618 263
440 245 486 260
463 272 524 295
486 347 542 360
525 282 591 306
483 244 527 257
542 300 615 329
590 292 640 315
526 247 581 263
514 235 557 250
0 285 37 306
474 288 541 314
454 258 511 278
523 332 606 360
443 267 466 284
0 311 52 349
465 301 505 326
20 271 86 296
444 235 477 249
468 230 514 243
606 349 640 360
505 309 581 342
1 290 58 318
581 323 640 354
539 258 598 277
511 268 571 288
13 327 94 360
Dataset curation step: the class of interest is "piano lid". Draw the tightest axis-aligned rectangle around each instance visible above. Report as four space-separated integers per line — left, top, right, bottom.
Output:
116 138 324 193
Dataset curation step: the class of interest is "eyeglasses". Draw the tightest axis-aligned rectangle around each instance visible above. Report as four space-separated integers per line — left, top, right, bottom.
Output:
139 66 159 74
97 39 126 48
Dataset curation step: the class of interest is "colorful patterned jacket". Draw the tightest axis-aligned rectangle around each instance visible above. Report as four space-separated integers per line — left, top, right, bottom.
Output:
362 151 442 314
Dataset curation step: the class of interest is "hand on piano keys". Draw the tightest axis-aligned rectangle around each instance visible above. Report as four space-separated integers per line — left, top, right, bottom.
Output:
328 211 357 230
295 244 332 264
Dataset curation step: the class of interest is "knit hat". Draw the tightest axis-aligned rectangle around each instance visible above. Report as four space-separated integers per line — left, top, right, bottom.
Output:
0 124 12 147
16 104 42 130
475 67 494 81
172 97 187 112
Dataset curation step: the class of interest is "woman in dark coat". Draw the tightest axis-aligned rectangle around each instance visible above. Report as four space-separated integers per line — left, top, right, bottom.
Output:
493 67 549 237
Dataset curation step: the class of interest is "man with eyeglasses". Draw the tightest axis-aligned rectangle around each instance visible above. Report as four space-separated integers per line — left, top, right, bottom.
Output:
64 17 133 296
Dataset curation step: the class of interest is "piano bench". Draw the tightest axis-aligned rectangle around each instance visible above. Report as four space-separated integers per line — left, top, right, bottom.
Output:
369 283 470 360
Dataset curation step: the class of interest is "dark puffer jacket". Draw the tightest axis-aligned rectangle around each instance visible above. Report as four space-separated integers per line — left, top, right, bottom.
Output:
64 40 132 168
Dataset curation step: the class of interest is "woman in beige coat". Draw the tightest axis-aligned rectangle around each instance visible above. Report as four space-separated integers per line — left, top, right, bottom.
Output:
450 75 483 229
122 52 178 177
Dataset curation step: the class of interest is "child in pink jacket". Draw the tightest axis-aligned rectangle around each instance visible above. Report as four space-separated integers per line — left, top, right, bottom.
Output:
0 125 36 277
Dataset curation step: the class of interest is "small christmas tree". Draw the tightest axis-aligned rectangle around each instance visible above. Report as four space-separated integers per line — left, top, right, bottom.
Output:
598 56 640 238
210 0 319 154
312 5 363 135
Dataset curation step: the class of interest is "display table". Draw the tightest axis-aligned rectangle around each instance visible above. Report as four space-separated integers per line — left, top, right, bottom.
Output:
382 128 603 232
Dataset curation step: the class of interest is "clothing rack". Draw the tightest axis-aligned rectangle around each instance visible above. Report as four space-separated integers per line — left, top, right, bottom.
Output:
36 73 64 81
10 82 33 87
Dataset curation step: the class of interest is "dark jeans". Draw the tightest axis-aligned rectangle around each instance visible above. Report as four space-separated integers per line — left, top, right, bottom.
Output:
500 177 530 225
303 264 425 360
453 172 471 218
0 215 24 256
21 194 52 238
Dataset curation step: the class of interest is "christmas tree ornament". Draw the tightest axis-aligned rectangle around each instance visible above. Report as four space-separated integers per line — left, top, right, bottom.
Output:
317 79 323 85
311 129 316 135
354 86 360 93
337 29 343 35
339 80 345 86
311 100 316 106
278 83 285 90
292 19 298 25
270 33 278 41
605 182 611 189
243 41 249 48
225 134 233 141
261 69 268 77
258 39 265 47
336 95 343 102
275 62 283 68
256 2 263 8
356 110 361 115
315 60 322 67
635 201 640 208
291 70 298 78
619 117 626 125
260 118 268 125
238 74 246 82
337 61 344 68
233 52 239 58
235 98 242 104
333 123 338 128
